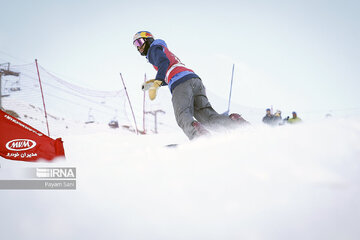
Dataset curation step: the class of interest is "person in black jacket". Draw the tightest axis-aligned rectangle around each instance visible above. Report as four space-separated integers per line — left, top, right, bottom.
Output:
262 108 274 125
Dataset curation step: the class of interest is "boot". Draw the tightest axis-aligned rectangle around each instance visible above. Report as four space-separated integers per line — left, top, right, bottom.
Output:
229 113 250 125
191 121 210 138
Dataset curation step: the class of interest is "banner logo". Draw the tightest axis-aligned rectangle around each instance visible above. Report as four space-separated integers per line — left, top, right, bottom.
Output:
6 139 37 151
36 168 76 178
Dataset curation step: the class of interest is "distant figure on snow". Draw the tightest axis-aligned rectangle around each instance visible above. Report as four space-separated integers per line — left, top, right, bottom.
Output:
262 108 274 125
288 111 302 124
132 31 249 140
281 116 290 125
325 113 333 118
273 110 282 125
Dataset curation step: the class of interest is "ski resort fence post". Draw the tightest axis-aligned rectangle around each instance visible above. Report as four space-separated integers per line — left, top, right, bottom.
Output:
120 73 139 135
227 64 235 115
35 59 50 137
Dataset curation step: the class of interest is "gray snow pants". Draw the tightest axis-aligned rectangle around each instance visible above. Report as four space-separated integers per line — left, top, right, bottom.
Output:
171 78 237 140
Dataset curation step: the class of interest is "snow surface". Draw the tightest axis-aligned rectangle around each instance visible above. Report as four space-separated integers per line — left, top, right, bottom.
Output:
1 116 360 240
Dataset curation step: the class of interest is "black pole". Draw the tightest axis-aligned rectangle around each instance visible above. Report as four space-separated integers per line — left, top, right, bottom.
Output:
120 73 139 135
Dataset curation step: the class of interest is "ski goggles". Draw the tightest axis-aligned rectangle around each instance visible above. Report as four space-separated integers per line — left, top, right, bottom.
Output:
133 38 146 48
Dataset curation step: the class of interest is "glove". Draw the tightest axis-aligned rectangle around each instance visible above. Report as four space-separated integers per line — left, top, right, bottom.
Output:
141 79 156 91
148 80 162 101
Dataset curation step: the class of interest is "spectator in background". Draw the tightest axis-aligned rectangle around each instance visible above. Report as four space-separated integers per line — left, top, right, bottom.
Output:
325 113 333 118
288 111 302 124
262 108 273 125
281 116 290 125
273 110 282 125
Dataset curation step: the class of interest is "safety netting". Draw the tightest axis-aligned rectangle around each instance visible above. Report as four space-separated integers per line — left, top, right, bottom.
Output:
1 62 132 137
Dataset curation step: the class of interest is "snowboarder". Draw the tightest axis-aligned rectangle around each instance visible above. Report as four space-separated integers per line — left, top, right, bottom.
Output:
133 31 248 140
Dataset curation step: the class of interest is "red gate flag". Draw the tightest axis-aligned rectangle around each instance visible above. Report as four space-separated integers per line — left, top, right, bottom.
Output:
0 110 65 161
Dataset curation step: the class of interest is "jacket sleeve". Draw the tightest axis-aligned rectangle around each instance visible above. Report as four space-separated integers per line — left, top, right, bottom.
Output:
148 45 170 84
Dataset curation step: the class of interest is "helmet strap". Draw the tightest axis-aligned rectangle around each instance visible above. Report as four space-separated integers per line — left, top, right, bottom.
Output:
140 38 154 56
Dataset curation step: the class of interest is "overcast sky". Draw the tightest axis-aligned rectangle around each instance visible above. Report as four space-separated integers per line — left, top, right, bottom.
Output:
1 0 359 119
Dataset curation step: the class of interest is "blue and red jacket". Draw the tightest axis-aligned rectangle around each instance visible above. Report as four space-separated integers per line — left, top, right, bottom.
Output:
146 39 199 92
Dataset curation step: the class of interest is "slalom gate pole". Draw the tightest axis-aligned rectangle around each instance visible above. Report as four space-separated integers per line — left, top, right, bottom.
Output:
143 73 146 133
0 72 2 110
120 73 139 135
227 64 235 115
35 59 50 137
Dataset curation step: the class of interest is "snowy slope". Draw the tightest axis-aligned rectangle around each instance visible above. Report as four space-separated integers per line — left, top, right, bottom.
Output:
1 61 360 240
1 116 360 240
